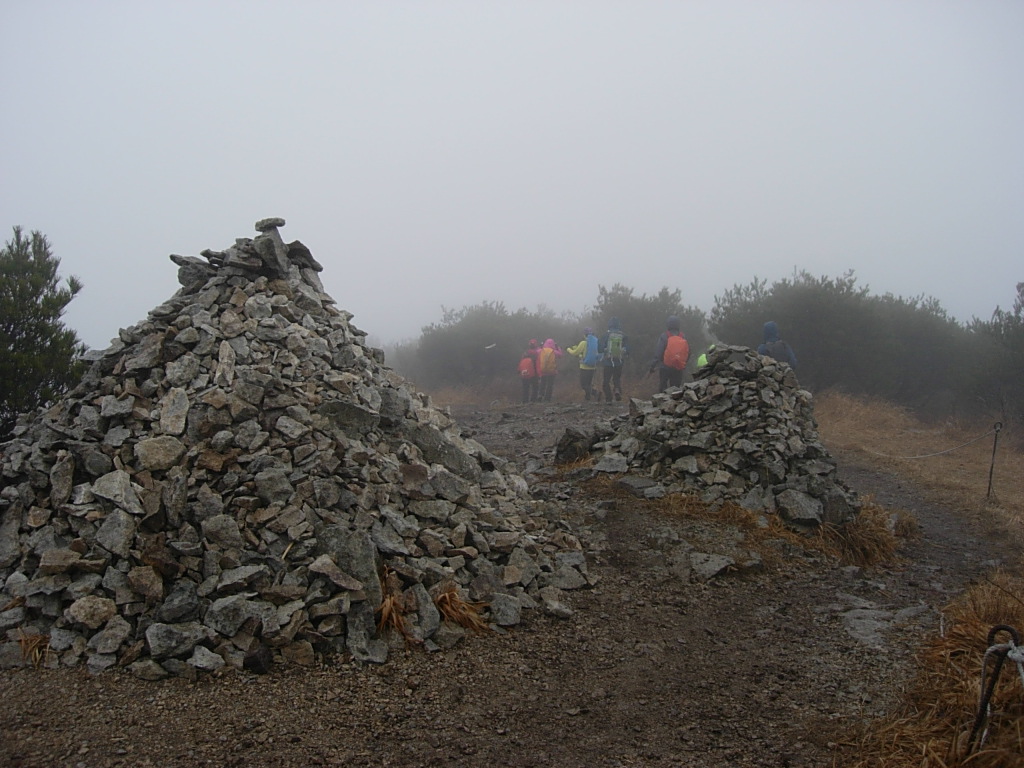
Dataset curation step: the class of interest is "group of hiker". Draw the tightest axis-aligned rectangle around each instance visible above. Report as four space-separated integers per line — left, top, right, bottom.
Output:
518 338 562 403
518 318 628 404
518 317 796 404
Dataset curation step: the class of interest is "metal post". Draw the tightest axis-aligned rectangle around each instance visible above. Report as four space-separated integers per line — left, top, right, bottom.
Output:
986 422 1002 499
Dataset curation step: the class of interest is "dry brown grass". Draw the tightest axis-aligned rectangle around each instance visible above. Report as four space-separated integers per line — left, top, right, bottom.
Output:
553 454 596 473
376 571 492 644
840 573 1024 768
814 391 1024 557
814 500 904 568
2 595 26 612
428 384 515 409
376 566 419 646
433 583 491 634
653 493 779 541
586 476 909 571
17 629 52 669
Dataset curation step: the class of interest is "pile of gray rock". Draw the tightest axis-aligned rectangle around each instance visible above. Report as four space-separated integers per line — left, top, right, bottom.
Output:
0 219 589 679
584 345 860 529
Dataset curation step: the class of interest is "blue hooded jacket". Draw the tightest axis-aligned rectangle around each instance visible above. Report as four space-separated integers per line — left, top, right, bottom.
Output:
757 321 797 368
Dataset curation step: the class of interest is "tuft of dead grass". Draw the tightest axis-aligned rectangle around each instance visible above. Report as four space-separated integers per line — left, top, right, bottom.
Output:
2 595 26 612
553 454 595 473
656 492 735 521
17 629 52 668
376 566 419 645
814 500 903 568
599 479 912 571
840 573 1024 768
893 508 920 540
377 570 494 646
659 489 909 569
433 583 491 634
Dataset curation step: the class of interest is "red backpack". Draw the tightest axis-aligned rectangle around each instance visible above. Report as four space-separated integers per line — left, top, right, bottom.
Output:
518 356 536 378
663 334 689 370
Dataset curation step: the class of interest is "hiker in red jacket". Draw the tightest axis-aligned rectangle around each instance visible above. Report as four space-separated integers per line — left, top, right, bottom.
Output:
648 315 689 391
518 339 540 403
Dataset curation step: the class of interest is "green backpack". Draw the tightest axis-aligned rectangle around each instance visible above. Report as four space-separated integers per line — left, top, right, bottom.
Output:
607 330 624 361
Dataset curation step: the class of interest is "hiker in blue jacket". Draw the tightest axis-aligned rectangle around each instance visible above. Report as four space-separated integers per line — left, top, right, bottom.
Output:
757 321 797 369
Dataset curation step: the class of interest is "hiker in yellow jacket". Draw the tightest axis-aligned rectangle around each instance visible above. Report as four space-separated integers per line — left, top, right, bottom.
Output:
566 328 600 402
696 344 716 369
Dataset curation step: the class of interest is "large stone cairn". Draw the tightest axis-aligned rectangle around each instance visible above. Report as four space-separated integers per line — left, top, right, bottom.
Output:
0 218 589 679
587 345 860 529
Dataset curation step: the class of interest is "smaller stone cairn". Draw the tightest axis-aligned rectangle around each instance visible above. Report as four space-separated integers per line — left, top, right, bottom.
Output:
582 345 860 529
0 218 590 679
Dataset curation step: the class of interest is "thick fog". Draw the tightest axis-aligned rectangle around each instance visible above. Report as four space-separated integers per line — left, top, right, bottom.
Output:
1 1 1021 349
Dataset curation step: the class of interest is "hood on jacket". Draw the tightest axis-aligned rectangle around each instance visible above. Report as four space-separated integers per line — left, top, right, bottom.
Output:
763 321 780 343
608 317 621 331
528 339 538 348
667 315 680 332
543 338 557 349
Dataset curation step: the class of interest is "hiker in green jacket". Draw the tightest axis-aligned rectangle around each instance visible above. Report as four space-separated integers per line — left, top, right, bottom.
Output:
598 317 627 403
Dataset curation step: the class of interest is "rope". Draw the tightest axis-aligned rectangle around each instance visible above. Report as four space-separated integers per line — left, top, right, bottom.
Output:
860 423 1000 461
1009 644 1024 689
967 624 1022 754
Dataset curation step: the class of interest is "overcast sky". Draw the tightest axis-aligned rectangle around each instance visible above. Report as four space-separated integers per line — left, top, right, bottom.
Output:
2 1 1021 350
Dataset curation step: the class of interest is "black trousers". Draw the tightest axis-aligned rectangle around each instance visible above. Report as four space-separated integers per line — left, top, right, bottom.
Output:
602 363 623 400
538 375 556 401
579 369 597 400
658 366 683 391
521 377 539 403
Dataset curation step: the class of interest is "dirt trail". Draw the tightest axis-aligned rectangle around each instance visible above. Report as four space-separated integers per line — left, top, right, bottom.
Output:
1 401 1016 768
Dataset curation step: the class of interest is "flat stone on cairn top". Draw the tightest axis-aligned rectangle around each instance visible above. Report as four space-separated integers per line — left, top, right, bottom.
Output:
255 217 286 232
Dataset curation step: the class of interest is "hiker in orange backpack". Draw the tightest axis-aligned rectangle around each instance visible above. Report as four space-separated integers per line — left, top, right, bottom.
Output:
535 338 563 402
648 315 689 391
518 339 540 403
